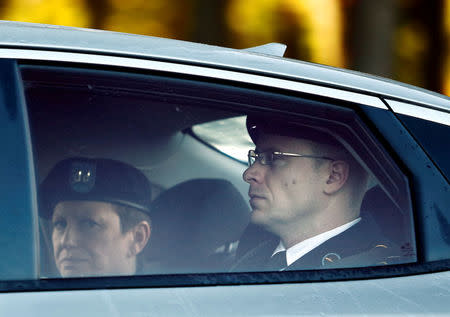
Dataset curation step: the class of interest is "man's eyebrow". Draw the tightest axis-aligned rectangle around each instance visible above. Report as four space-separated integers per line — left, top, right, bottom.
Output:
52 214 63 222
255 146 279 153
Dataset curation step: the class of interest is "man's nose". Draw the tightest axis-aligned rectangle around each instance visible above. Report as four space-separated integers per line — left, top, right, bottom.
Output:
60 225 79 247
243 162 265 184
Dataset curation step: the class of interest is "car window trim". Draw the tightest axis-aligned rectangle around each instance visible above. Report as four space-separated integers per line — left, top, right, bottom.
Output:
0 49 387 110
386 99 450 127
0 59 39 280
0 259 448 293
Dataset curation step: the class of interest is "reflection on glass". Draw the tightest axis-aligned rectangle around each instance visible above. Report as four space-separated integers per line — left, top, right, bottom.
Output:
192 116 254 163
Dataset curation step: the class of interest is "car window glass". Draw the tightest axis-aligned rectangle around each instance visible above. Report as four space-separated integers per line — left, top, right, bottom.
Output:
0 60 37 280
397 113 450 180
192 116 253 163
21 64 416 279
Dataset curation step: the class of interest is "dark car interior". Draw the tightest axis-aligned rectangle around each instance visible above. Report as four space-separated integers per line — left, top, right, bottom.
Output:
22 64 417 277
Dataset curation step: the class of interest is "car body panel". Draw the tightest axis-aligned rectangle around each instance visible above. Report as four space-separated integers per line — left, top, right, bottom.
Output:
1 271 449 316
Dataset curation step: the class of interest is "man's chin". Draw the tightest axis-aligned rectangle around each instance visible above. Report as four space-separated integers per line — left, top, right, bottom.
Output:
250 208 269 225
60 269 83 278
59 265 93 278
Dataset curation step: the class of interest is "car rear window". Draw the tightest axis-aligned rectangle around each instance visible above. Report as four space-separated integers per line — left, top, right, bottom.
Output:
19 64 416 281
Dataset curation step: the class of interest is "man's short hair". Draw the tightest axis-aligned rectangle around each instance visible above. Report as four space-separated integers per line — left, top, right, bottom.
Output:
40 157 152 223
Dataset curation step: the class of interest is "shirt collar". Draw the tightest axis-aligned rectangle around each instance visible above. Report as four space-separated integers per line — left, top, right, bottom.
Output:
272 217 361 266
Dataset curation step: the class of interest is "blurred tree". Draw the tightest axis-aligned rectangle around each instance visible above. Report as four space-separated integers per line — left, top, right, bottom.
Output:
1 0 89 27
394 0 444 92
226 0 344 67
190 0 229 46
421 0 444 93
274 1 310 61
226 0 281 49
84 0 110 30
103 0 191 39
1 0 447 94
344 0 396 78
444 0 450 95
389 0 442 91
345 0 445 94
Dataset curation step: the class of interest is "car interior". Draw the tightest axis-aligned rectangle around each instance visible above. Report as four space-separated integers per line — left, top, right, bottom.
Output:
21 63 417 277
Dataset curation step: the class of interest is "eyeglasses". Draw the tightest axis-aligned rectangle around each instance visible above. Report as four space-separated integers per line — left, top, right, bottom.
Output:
247 149 334 167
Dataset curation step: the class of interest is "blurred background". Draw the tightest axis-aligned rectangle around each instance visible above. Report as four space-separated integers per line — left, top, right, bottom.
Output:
1 0 449 96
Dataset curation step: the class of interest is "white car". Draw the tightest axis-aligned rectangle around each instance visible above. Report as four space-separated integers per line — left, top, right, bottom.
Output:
0 21 449 316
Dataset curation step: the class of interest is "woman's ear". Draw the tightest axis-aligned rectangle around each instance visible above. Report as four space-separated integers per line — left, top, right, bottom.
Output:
323 160 349 195
128 221 151 257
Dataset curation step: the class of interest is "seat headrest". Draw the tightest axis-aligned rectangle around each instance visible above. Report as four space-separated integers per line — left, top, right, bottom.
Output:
360 185 411 246
145 178 250 270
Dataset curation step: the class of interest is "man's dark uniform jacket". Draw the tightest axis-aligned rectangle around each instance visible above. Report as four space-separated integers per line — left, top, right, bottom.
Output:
231 213 408 272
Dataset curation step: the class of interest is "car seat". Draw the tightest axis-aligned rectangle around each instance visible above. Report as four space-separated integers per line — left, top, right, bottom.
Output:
144 178 250 274
359 185 413 250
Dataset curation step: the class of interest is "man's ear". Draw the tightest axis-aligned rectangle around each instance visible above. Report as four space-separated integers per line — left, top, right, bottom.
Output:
323 160 349 195
128 221 151 257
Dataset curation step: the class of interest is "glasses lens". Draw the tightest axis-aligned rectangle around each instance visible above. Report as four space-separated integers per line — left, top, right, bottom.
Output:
260 152 272 165
248 150 256 166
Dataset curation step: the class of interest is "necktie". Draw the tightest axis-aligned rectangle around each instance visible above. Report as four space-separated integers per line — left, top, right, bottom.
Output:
266 250 287 271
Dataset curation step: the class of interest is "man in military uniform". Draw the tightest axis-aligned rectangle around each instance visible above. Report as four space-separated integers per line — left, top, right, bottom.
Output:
232 116 401 271
40 157 152 277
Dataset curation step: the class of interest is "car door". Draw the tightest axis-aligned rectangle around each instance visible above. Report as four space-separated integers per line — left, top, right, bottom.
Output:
0 44 449 316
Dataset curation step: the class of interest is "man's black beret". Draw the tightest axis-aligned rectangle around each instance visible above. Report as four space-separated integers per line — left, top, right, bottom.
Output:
246 115 341 148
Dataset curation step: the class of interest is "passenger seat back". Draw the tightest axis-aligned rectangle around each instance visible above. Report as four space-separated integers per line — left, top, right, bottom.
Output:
144 178 250 273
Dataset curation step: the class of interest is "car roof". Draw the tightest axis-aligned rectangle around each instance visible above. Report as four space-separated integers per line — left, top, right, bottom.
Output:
0 20 449 111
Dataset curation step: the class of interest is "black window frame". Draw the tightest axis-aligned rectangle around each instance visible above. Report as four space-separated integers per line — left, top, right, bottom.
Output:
0 59 448 293
0 59 39 282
